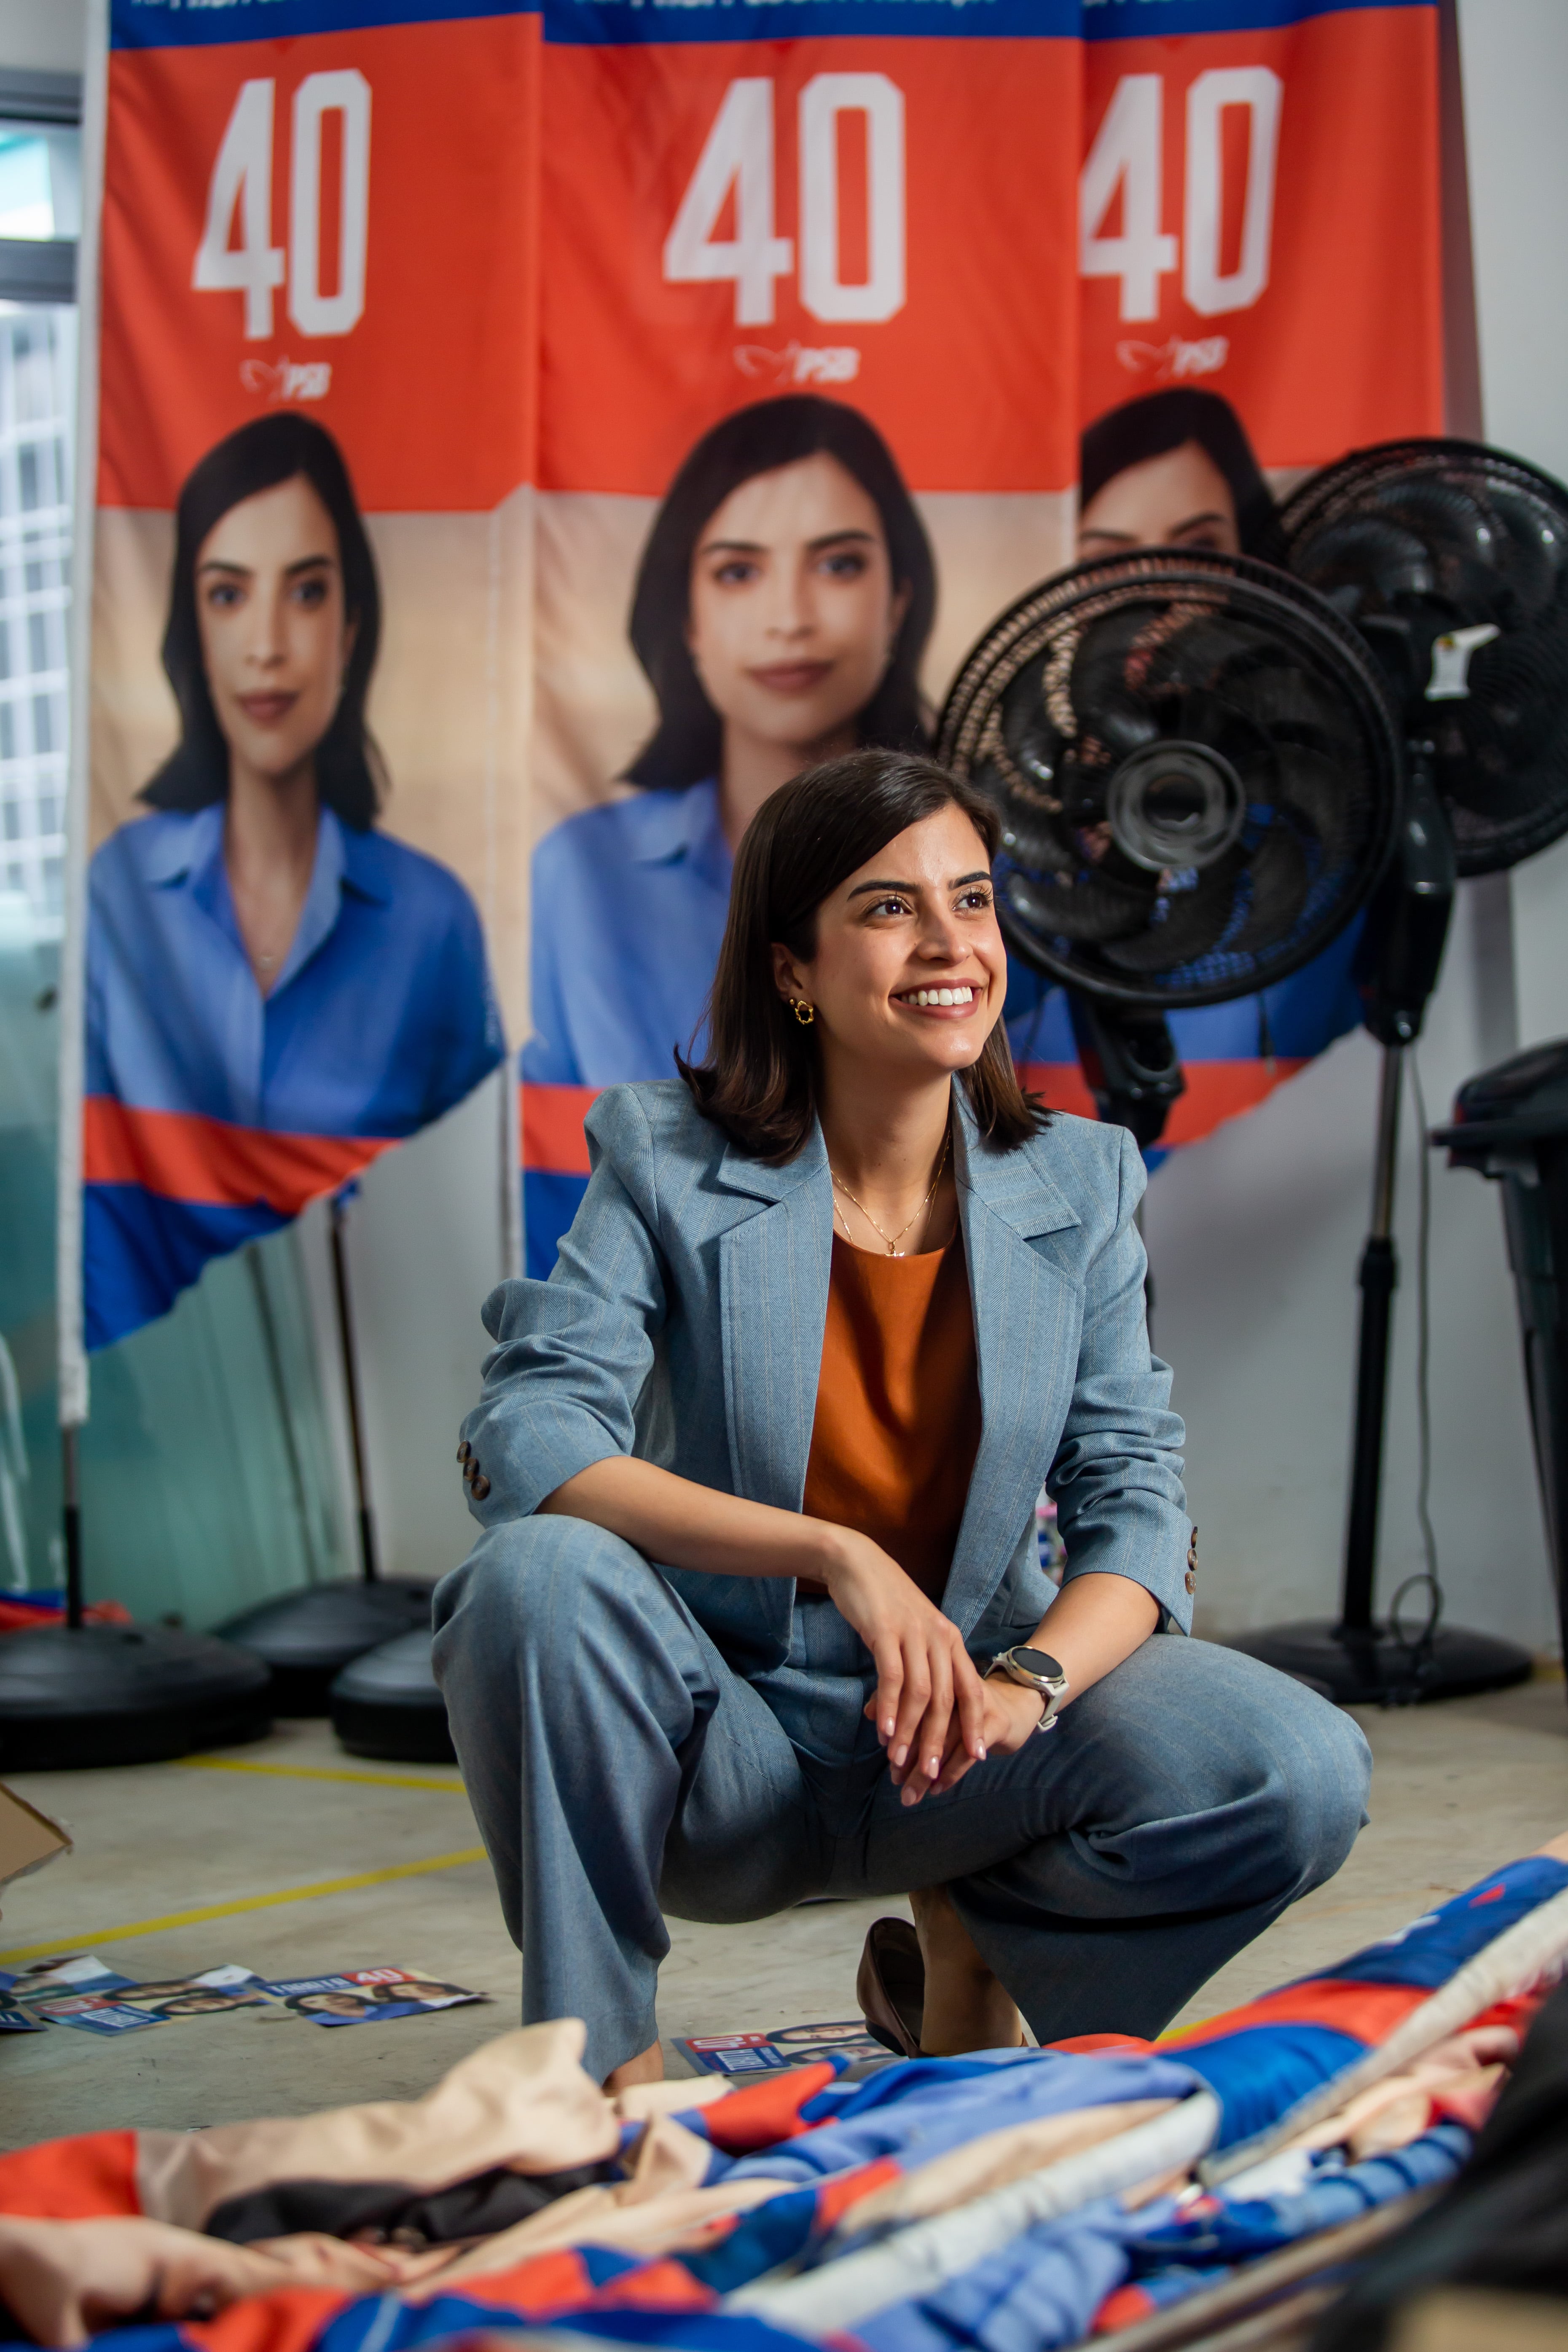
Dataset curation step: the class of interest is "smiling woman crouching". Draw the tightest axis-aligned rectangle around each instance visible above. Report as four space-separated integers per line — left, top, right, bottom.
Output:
434 748 1372 2091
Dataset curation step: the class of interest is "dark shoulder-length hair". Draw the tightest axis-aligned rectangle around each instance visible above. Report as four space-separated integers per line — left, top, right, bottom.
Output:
1080 387 1285 564
141 412 385 828
679 748 1047 1163
626 397 937 792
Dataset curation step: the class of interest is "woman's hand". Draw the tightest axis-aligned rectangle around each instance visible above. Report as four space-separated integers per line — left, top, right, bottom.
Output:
924 1675 1044 1798
825 1532 988 1801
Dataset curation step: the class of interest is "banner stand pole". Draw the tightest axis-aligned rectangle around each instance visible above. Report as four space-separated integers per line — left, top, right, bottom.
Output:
61 1426 82 1632
214 1187 433 1707
0 0 275 1770
329 1192 378 1585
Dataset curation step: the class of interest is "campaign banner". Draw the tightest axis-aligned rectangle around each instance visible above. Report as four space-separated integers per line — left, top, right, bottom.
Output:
74 0 540 1351
66 0 1445 1333
518 0 1442 1270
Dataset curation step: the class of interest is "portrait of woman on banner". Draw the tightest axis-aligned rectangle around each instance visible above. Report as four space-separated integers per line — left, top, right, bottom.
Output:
86 413 504 1149
522 394 937 1099
1006 387 1361 1077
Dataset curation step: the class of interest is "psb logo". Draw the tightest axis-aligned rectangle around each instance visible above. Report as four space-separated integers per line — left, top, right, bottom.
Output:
1115 335 1229 384
240 356 333 403
734 343 861 388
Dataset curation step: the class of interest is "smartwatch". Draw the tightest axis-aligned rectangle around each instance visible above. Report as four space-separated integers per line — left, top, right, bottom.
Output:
985 1646 1069 1734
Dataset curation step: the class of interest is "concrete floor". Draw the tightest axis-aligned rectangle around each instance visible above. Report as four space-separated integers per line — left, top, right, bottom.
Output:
1 1670 1565 2152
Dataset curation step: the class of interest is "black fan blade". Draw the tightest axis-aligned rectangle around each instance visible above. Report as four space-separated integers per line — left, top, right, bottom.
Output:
1098 862 1243 974
1002 866 1152 946
1224 825 1312 957
1483 486 1563 611
1266 743 1360 871
1292 514 1434 608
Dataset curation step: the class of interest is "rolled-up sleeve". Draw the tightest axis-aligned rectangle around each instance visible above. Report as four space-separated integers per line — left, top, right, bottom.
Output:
458 1087 667 1524
1047 1127 1193 1632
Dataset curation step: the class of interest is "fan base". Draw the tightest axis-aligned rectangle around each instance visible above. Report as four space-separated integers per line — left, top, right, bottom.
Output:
330 1630 455 1764
1229 1619 1533 1706
0 1624 273 1771
217 1579 435 1716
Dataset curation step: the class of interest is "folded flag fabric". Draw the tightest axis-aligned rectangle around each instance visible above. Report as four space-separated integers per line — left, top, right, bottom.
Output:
0 1852 1564 2352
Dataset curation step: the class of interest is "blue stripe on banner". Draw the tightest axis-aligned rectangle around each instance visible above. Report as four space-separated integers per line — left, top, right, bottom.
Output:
83 1183 289 1352
542 0 1428 46
112 0 534 49
1078 0 1430 30
113 0 1429 46
524 1168 588 1281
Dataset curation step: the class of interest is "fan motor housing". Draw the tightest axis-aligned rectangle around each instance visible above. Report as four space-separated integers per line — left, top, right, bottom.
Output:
1106 741 1247 876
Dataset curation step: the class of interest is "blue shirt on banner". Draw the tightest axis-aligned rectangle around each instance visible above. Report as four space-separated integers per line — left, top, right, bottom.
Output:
88 803 504 1136
522 778 732 1090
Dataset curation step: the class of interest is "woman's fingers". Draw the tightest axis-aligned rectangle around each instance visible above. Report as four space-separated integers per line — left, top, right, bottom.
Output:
918 1646 956 1787
890 1639 932 1772
869 1632 906 1749
953 1644 988 1760
931 1740 981 1797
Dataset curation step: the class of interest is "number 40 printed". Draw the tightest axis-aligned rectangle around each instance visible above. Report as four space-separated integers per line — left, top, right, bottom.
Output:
193 72 371 341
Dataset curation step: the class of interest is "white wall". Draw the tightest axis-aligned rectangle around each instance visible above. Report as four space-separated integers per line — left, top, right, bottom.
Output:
1147 889 1554 1651
1455 0 1568 1052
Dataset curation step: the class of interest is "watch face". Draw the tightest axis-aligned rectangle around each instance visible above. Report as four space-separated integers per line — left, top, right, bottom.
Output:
1015 1648 1063 1681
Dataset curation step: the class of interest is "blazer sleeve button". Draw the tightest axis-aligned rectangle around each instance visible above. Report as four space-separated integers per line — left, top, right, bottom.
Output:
456 1440 472 1463
471 1474 491 1501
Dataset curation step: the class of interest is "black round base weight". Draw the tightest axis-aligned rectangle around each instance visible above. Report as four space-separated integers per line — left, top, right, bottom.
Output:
330 1629 454 1764
217 1580 435 1715
0 1624 273 1771
1229 1618 1534 1706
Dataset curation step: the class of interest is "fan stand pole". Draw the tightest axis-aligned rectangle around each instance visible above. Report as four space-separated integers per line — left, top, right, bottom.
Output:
1229 749 1532 1704
1339 1043 1404 1638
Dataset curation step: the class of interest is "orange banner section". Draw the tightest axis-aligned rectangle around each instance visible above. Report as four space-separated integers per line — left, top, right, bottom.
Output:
522 1062 1308 1179
522 1082 602 1177
99 14 540 512
1081 8 1442 466
82 1096 393 1213
542 36 1080 496
1018 1059 1308 1149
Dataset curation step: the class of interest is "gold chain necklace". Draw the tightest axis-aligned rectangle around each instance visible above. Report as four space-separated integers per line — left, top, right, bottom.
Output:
830 1134 950 1257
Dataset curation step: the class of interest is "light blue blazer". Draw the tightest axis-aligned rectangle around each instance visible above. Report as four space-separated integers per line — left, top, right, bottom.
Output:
461 1078 1193 1669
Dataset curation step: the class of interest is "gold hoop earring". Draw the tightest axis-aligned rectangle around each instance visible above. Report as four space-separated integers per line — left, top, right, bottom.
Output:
789 997 816 1028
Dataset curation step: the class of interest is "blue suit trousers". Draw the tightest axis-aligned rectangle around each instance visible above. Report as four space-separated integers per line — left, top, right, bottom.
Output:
432 1517 1372 2084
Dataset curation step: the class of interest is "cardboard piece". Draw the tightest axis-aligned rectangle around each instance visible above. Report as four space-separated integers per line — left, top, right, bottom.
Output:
0 1778 70 1893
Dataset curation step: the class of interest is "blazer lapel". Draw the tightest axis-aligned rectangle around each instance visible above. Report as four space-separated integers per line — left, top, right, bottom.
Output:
945 1098 1084 1639
716 1125 833 1513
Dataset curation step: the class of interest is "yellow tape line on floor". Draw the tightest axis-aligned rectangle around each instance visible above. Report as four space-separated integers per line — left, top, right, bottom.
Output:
176 1756 466 1795
0 1846 488 1965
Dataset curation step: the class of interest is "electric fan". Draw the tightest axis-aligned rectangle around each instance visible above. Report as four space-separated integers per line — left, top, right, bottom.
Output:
938 548 1402 1140
1227 438 1568 1703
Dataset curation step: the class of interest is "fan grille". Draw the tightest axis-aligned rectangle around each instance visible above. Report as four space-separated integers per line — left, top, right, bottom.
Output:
937 549 1401 1007
1280 438 1568 878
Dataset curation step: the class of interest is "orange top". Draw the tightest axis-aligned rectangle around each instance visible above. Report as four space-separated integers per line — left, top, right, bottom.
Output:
800 1234 983 1604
